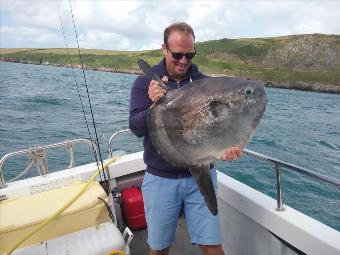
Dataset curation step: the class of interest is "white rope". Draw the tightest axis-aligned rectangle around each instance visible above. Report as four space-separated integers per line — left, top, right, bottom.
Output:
29 145 49 176
66 140 75 168
7 141 77 183
8 157 35 182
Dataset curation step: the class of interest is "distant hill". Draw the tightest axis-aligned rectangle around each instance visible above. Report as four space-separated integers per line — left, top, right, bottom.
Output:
1 34 339 93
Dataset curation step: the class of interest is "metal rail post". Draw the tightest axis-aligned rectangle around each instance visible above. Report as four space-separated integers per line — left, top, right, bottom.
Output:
274 163 285 211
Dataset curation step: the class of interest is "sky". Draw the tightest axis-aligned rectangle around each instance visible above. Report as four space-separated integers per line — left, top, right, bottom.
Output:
1 0 340 51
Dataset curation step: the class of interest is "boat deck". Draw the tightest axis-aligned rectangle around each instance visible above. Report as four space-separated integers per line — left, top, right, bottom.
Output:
130 216 201 255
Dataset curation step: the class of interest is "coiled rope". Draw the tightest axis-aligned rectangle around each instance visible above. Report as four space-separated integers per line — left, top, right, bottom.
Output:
8 146 48 182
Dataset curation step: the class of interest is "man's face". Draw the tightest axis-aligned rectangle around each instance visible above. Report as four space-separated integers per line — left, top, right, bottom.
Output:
163 31 195 80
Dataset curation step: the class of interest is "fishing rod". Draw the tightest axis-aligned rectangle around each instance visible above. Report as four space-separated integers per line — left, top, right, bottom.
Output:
59 16 94 158
60 16 106 185
65 0 109 192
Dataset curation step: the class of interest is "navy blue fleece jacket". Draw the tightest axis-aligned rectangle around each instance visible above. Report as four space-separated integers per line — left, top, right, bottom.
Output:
129 59 207 178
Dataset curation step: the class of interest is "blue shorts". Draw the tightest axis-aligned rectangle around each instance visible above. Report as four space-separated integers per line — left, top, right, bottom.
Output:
141 169 222 250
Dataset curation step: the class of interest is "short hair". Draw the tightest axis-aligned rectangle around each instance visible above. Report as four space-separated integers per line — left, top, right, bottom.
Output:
163 22 195 47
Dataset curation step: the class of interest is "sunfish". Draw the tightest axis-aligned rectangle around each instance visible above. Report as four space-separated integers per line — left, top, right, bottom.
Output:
138 59 267 215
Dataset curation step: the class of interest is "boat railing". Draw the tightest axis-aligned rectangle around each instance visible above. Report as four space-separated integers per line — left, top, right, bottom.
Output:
242 149 340 210
108 128 131 157
108 129 340 211
0 138 98 188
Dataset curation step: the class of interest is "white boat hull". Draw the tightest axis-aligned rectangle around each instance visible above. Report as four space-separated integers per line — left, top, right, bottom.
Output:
1 151 339 255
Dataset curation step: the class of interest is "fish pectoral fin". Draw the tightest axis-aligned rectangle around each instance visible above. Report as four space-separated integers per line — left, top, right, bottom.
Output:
189 165 218 215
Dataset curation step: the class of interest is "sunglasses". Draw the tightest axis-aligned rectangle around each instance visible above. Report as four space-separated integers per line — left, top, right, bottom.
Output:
167 48 196 60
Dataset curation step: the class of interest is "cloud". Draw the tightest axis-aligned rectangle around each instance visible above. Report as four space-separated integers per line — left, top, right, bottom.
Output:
0 25 61 48
1 0 339 50
1 1 62 29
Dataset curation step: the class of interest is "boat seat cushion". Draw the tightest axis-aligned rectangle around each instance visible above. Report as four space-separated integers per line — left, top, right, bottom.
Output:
0 181 109 250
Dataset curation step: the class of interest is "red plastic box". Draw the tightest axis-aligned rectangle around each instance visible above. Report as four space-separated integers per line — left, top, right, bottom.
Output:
121 187 147 230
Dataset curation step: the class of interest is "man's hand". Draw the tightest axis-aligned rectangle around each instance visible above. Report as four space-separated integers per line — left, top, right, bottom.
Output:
220 146 243 161
148 76 168 105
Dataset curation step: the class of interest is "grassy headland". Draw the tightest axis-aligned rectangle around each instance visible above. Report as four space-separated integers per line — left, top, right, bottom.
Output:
1 34 339 93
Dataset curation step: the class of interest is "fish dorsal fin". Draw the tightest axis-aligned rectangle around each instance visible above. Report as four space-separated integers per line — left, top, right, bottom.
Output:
137 59 168 90
189 165 218 215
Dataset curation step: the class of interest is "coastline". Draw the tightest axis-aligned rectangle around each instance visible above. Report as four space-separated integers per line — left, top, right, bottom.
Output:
1 59 339 94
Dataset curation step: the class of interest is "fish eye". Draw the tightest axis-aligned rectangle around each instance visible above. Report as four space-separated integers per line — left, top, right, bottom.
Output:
244 87 254 96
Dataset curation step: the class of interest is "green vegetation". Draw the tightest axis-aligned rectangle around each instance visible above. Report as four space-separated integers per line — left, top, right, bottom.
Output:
1 34 339 93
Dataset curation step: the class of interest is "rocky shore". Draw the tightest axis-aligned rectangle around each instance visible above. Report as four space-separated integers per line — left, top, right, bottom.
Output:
1 58 339 94
0 58 143 75
264 80 340 94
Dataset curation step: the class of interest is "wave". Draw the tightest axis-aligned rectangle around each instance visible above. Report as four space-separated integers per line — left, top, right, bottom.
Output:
24 96 68 106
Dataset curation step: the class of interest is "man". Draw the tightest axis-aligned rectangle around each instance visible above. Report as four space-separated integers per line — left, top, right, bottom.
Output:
129 22 242 255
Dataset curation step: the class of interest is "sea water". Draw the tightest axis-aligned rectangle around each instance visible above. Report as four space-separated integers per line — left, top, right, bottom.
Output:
0 61 339 230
